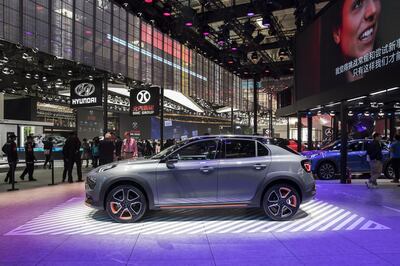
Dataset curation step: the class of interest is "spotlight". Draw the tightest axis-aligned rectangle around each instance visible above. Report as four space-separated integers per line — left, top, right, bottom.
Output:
22 53 30 60
88 75 93 81
181 6 195 27
123 2 129 7
262 15 271 28
163 4 172 17
364 111 370 117
47 65 53 71
317 110 322 116
32 47 39 53
348 110 354 117
56 78 63 85
67 70 73 76
34 74 39 80
378 110 385 116
227 56 234 64
201 25 211 36
144 0 153 3
42 76 47 82
231 41 238 51
25 73 31 79
16 43 23 49
329 111 336 117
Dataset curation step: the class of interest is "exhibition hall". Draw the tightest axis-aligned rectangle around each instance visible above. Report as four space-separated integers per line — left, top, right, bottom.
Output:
0 0 400 265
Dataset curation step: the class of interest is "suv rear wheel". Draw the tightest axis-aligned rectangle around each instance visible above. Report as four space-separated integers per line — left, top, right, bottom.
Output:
317 161 336 180
263 184 300 221
106 185 147 223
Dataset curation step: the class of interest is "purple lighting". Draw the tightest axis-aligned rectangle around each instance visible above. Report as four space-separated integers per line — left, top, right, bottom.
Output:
185 22 193 27
247 12 255 16
25 31 33 36
231 47 237 51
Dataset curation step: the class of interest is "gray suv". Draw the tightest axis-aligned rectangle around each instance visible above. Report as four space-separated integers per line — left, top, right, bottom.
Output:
85 135 316 223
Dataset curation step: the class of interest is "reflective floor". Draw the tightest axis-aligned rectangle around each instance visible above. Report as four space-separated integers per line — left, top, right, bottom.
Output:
0 178 400 265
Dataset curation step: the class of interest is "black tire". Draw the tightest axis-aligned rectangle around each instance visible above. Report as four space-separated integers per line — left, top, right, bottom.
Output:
317 161 336 180
384 162 394 179
105 185 147 223
263 184 300 221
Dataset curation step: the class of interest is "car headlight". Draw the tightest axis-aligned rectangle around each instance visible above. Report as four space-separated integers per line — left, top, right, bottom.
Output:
97 164 117 173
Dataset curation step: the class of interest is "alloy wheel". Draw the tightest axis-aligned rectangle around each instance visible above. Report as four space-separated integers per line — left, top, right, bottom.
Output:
106 185 146 223
318 162 335 180
263 184 299 221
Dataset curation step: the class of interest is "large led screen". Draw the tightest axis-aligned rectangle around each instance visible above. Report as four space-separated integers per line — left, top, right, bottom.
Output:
296 0 400 100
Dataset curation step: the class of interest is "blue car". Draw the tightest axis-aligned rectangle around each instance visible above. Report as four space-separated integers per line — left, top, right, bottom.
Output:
302 139 394 180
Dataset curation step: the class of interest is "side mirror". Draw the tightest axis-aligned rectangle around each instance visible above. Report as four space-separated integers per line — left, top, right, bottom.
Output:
166 158 178 169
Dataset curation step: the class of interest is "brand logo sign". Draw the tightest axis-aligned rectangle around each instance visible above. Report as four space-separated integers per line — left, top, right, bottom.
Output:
130 86 160 116
70 79 102 108
136 90 151 104
74 83 95 97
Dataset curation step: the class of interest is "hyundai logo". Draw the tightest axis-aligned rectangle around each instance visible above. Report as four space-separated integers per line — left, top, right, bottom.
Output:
75 83 95 97
137 90 151 104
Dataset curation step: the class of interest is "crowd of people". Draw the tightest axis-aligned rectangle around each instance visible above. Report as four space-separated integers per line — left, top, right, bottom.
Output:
60 131 166 183
1 131 169 185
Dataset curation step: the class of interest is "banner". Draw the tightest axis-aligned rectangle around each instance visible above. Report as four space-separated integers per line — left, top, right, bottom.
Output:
130 86 160 116
70 79 103 108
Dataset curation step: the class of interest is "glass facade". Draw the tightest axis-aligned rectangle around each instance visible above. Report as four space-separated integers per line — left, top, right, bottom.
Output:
0 0 248 110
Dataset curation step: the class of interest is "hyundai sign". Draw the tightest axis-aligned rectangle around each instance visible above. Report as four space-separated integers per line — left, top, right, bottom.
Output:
130 86 160 116
70 79 102 108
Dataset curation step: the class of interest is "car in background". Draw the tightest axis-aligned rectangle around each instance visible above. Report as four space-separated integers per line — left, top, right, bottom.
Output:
85 135 316 223
264 138 306 152
303 139 393 180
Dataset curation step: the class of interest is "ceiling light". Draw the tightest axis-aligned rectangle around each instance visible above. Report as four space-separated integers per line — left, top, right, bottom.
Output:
34 74 39 79
144 0 153 3
378 110 385 116
201 25 211 36
47 65 53 70
329 111 336 117
88 75 93 80
347 95 367 102
32 47 39 53
348 110 354 116
163 4 172 16
262 15 271 28
42 76 47 82
25 73 31 79
364 111 370 117
67 70 73 76
181 6 195 27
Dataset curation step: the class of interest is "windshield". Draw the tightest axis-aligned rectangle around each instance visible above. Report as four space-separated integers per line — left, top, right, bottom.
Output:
151 140 188 159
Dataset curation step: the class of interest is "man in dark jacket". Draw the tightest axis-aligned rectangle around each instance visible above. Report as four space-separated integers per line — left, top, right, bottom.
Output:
99 132 115 165
43 137 53 169
2 133 18 184
366 132 383 188
20 135 36 181
63 132 82 183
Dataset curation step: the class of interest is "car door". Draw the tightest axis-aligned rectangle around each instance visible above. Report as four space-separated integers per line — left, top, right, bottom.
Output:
217 138 271 202
156 139 220 205
347 141 365 172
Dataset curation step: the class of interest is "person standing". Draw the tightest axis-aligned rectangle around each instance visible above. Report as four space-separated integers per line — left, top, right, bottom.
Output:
91 137 100 167
115 136 123 160
43 137 53 169
81 138 91 168
366 133 383 188
20 135 37 181
2 133 18 184
99 132 115 165
63 132 82 183
121 132 137 159
390 134 400 184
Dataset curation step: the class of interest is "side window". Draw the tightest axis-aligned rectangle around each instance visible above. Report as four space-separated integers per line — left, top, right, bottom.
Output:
348 141 363 152
225 139 256 159
257 142 269 156
170 140 218 161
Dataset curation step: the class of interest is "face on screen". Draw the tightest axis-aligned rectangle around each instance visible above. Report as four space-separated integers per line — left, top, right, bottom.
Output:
333 0 381 60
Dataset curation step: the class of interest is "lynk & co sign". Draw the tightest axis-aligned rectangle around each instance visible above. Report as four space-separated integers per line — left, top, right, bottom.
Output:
70 79 103 108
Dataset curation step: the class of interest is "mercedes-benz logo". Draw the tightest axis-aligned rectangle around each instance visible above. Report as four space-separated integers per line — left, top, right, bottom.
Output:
325 128 333 137
137 90 151 104
75 83 95 97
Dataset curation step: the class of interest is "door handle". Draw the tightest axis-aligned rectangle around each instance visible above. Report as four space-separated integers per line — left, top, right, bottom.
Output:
254 164 267 170
200 166 214 173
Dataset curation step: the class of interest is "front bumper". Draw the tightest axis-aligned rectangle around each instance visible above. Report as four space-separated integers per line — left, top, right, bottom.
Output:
85 177 103 210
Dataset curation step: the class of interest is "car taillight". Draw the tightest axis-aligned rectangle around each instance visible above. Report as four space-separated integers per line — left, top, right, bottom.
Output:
301 160 312 173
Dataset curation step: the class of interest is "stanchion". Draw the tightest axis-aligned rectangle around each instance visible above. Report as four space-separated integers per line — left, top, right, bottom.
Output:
48 160 56 186
7 163 19 191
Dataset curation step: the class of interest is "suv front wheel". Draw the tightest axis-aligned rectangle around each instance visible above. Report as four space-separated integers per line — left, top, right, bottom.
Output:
106 185 147 223
263 184 300 221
